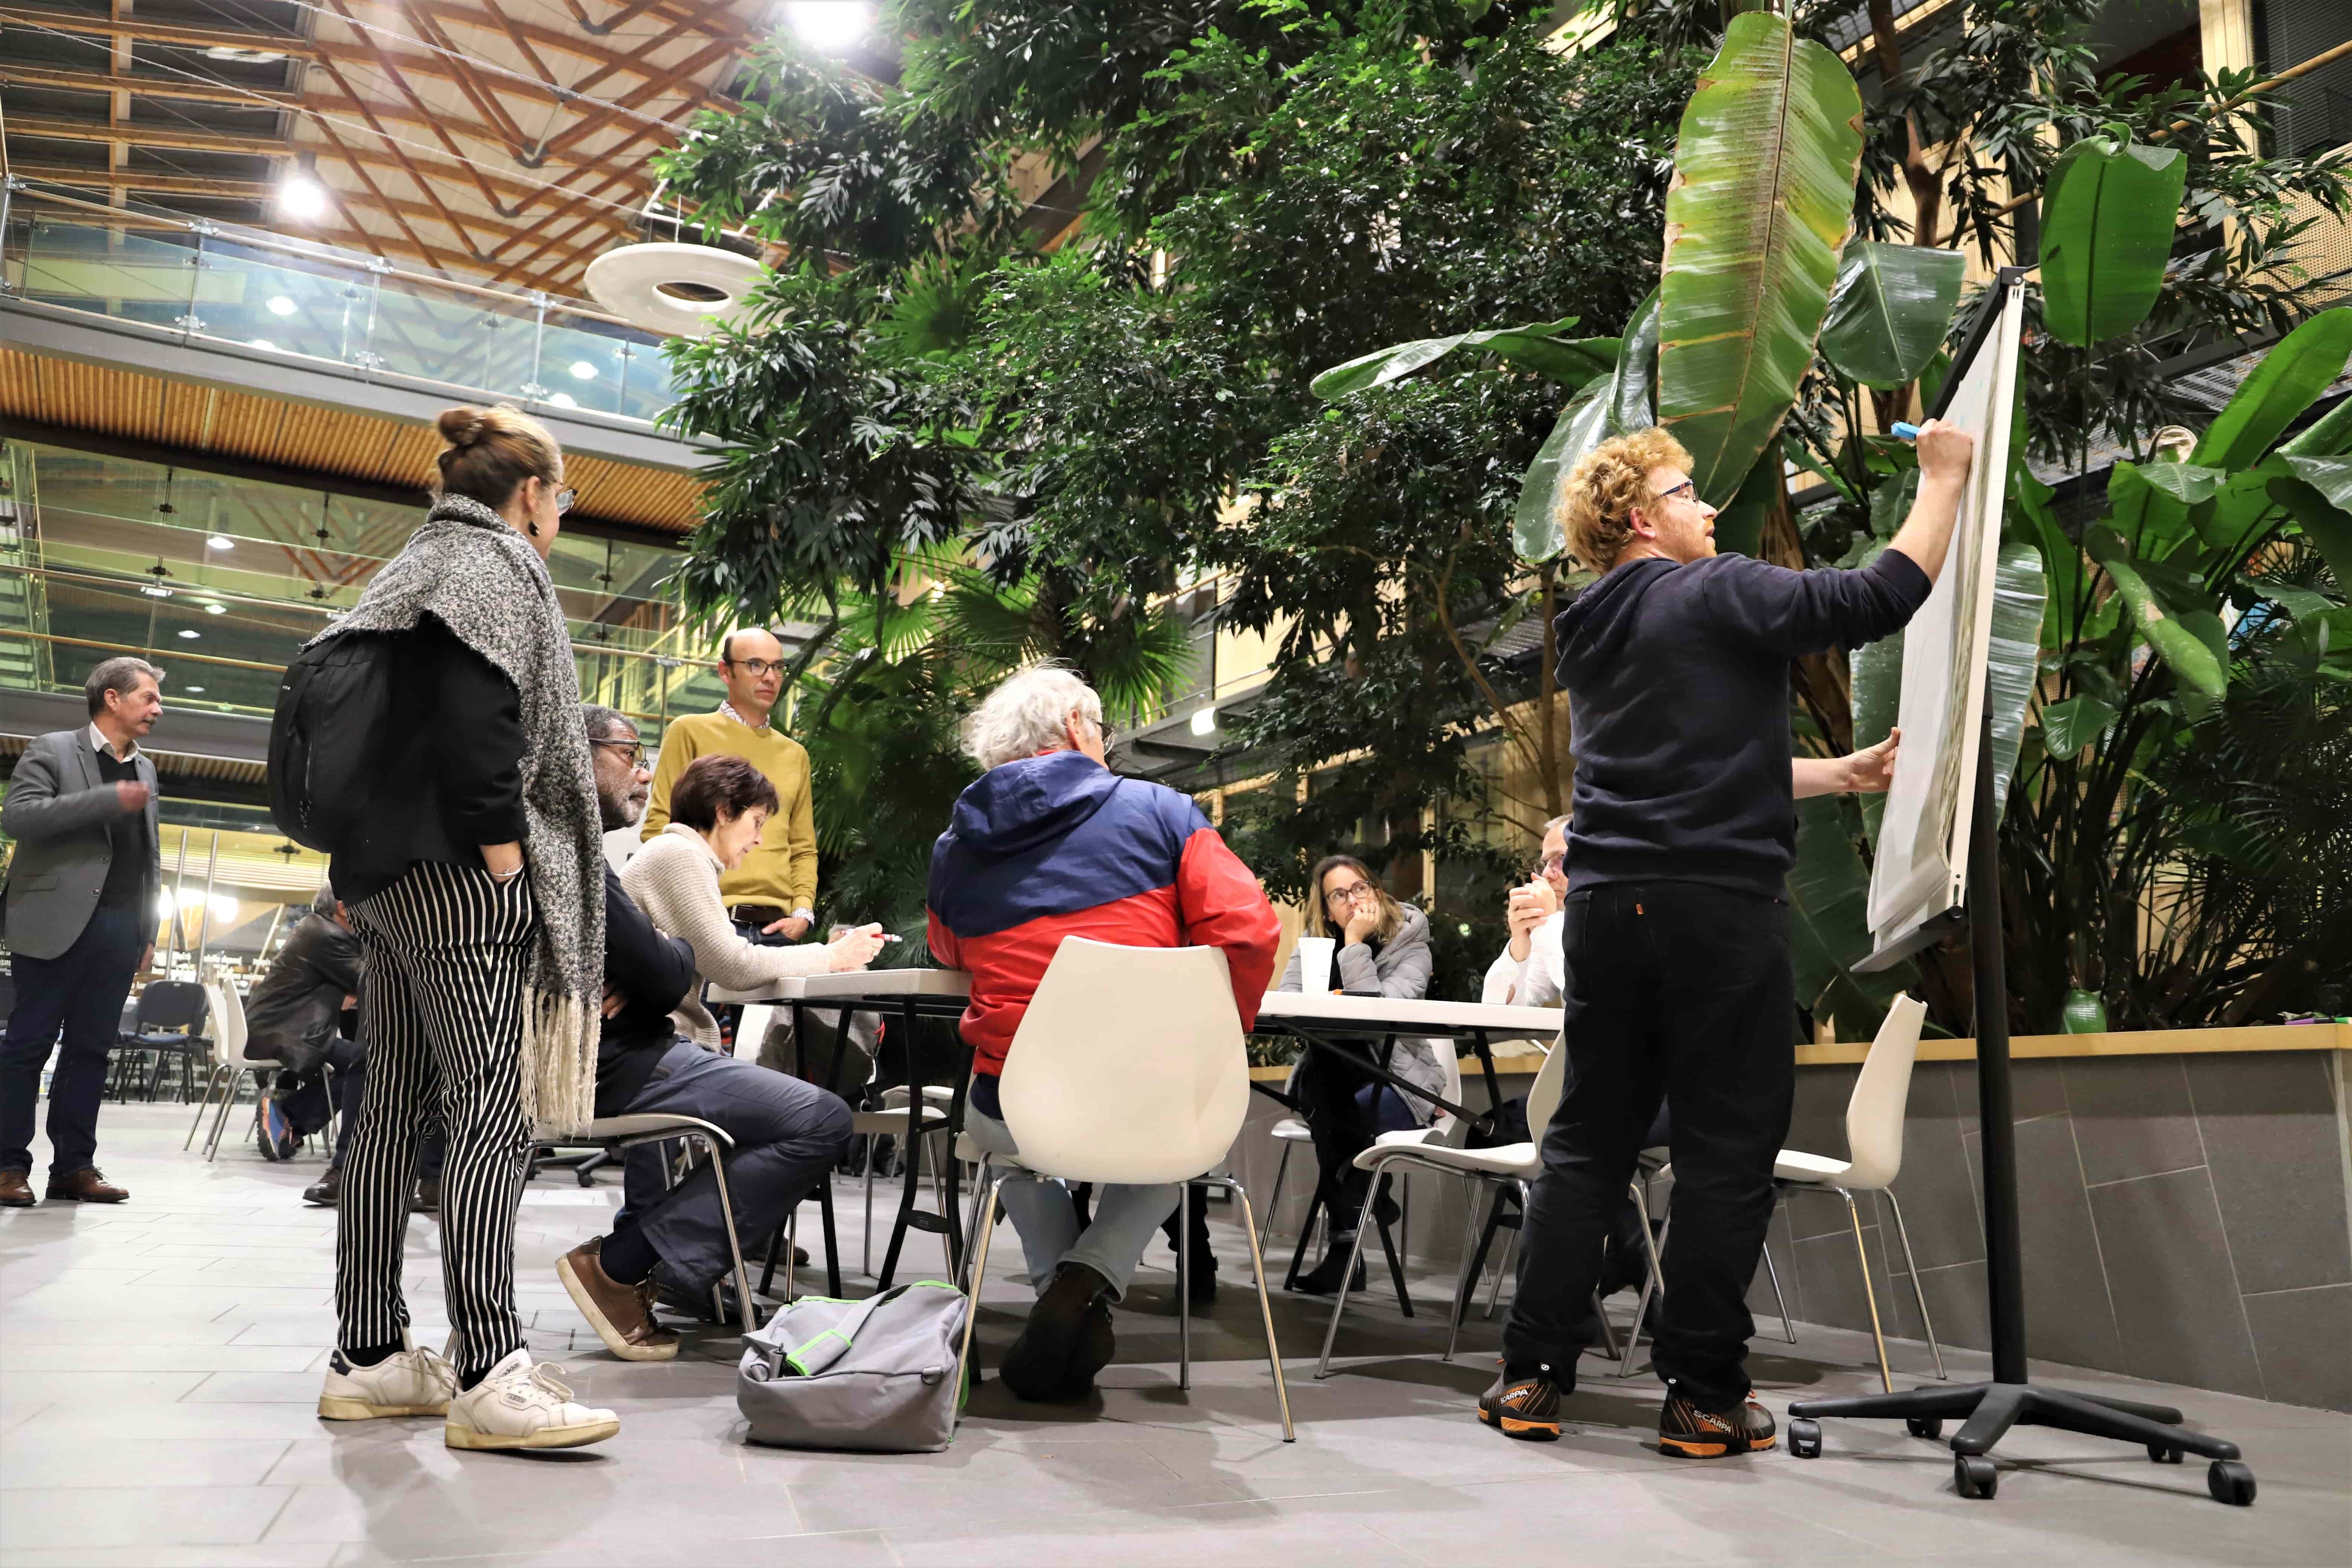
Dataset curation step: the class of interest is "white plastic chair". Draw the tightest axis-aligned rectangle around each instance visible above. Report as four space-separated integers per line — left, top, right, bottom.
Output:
1635 994 1939 1393
186 977 266 1161
535 1113 757 1334
955 937 1292 1441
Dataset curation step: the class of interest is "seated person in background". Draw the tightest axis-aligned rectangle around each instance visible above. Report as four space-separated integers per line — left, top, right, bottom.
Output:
1482 816 1569 1008
1277 855 1446 1294
928 666 1279 1403
558 708 876 1360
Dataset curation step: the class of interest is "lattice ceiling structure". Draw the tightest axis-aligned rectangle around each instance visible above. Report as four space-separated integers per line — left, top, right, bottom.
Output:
0 0 776 299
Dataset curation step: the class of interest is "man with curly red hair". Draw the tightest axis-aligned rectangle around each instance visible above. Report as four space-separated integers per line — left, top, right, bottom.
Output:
1480 418 1973 1458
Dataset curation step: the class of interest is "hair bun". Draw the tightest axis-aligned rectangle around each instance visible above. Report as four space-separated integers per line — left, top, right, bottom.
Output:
436 406 487 447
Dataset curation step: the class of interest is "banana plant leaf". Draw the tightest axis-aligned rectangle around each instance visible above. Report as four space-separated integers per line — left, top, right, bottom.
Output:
2039 692 2120 760
2037 135 2188 348
1848 621 1902 847
2107 459 2223 560
1709 448 1786 559
2011 464 2081 644
2278 391 2352 458
1311 317 1616 401
1986 539 2047 818
1655 11 1865 506
1819 241 1967 390
2191 308 2352 471
1788 795 1914 1038
2085 524 2228 716
1512 290 1661 561
2268 469 2352 591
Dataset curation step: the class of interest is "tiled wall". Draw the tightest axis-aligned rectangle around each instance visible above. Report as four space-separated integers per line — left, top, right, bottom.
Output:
1227 1047 2352 1412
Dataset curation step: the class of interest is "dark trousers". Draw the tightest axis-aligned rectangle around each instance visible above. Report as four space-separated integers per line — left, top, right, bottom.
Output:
1503 882 1793 1410
1295 1037 1386 1231
0 904 146 1177
337 862 535 1377
618 1042 853 1292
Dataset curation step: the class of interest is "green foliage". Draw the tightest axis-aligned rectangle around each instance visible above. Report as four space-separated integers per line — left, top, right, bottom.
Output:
1819 242 1967 390
2037 135 2189 347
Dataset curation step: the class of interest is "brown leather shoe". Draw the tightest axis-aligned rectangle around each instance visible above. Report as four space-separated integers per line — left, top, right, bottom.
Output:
0 1169 34 1207
557 1240 679 1362
46 1167 128 1203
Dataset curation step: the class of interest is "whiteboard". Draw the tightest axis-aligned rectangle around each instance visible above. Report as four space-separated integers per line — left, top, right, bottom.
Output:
1858 276 2027 971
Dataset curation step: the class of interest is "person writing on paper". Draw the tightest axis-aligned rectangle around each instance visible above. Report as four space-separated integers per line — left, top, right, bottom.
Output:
621 753 889 1051
1481 420 1970 1456
927 666 1280 1405
1277 856 1445 1295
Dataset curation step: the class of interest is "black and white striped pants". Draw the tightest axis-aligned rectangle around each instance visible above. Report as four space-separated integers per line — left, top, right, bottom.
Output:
337 860 536 1375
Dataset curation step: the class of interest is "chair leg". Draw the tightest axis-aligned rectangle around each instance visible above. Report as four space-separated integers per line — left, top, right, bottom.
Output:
1838 1187 1893 1394
1176 1183 1191 1392
817 1179 842 1300
1760 1230 1798 1343
1312 1175 1385 1379
1444 1181 1491 1364
1484 1223 1518 1319
1226 1179 1295 1443
1883 1188 1946 1380
1261 1141 1292 1254
698 1132 758 1335
783 1210 799 1306
1617 1193 1668 1380
952 1177 1004 1429
861 1133 878 1277
203 1069 248 1162
184 1064 226 1150
1284 1179 1323 1292
760 1224 786 1297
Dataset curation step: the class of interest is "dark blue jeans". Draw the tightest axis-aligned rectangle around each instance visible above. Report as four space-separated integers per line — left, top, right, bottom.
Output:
618 1043 853 1291
0 904 147 1178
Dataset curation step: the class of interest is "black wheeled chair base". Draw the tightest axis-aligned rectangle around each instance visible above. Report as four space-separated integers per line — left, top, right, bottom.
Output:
1785 1380 2255 1505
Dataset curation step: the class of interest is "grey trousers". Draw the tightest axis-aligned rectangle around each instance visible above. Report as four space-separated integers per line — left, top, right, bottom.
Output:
964 1106 1179 1302
620 1043 853 1291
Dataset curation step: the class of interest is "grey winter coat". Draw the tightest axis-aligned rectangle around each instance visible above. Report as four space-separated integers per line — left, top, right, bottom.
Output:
1277 902 1448 1123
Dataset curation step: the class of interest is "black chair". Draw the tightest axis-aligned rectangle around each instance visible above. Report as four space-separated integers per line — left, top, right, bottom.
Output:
116 980 211 1103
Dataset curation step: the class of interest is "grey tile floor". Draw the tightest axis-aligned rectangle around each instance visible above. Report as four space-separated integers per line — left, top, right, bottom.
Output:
3 1104 2347 1566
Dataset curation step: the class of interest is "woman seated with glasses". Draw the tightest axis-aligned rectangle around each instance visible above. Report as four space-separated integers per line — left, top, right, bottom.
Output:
1276 854 1445 1295
1483 815 1570 1007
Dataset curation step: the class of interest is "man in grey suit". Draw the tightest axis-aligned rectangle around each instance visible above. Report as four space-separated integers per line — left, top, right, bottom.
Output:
0 657 165 1206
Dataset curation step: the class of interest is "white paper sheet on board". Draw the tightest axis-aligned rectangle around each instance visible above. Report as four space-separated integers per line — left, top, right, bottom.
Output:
1862 277 2026 965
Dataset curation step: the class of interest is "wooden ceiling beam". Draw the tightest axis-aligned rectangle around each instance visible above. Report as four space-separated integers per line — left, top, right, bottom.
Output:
0 61 301 107
6 112 287 157
351 0 735 99
534 34 735 163
389 0 534 155
565 0 747 100
318 0 521 218
303 57 492 258
0 4 311 57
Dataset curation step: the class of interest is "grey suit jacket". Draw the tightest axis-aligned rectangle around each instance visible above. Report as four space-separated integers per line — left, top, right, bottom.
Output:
2 728 161 960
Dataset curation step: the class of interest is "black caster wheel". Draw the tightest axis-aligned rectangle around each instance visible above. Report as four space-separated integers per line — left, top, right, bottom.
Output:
2147 1442 2183 1464
2207 1460 2256 1507
1954 1453 1998 1500
576 1170 596 1188
1907 1416 1943 1441
1788 1418 1822 1458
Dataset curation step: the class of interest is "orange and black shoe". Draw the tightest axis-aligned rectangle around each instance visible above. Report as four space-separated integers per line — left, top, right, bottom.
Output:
1477 1363 1562 1442
1658 1390 1777 1458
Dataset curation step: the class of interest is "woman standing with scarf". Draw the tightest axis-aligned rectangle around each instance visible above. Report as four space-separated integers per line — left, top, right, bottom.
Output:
311 405 617 1452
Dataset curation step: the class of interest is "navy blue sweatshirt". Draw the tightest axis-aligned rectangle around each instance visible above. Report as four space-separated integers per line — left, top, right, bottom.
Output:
1553 549 1932 899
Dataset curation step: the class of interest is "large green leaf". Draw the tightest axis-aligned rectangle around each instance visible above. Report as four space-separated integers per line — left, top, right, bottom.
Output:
2040 692 2120 760
2190 308 2352 470
1512 290 1660 561
1986 539 2047 818
2011 463 2081 644
1819 241 1967 389
1655 11 1864 506
1311 317 1615 400
1709 448 1785 559
2268 472 2352 592
2086 524 2228 716
2037 135 2188 348
1788 795 1914 1036
2278 390 2352 458
1848 619 1902 847
2107 459 2221 559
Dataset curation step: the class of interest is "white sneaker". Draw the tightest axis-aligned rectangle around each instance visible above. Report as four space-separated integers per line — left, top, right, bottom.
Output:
444 1349 620 1451
317 1336 457 1421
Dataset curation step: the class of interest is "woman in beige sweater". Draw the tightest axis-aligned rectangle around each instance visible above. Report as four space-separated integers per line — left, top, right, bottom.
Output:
621 755 885 1047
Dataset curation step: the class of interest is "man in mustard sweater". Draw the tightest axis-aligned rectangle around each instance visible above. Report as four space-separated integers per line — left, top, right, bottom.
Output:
642 627 819 941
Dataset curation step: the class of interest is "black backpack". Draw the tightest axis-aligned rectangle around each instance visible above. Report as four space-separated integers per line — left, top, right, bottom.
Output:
268 629 399 853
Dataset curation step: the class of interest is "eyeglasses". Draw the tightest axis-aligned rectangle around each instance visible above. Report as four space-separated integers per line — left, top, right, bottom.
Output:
1323 882 1372 908
553 485 576 516
590 737 646 768
1651 479 1697 505
1535 851 1565 873
726 658 786 679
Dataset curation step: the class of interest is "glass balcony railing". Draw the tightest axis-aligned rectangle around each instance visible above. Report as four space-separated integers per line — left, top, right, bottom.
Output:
0 182 680 426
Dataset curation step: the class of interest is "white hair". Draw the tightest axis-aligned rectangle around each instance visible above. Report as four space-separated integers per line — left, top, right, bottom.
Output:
965 665 1103 771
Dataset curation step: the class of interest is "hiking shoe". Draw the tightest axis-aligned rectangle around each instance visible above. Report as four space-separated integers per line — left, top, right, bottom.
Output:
444 1350 619 1451
317 1336 456 1421
1658 1390 1777 1458
1479 1363 1563 1441
559 1241 679 1362
257 1098 297 1162
1000 1262 1110 1403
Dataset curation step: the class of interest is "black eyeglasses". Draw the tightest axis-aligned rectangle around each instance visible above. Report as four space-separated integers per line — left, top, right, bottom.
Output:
726 658 785 679
590 737 645 768
1323 881 1372 908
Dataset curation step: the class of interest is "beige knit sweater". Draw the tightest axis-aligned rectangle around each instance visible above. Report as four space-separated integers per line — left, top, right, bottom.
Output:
620 823 836 1048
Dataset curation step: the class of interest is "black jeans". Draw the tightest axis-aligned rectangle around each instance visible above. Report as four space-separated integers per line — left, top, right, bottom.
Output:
1295 1036 1387 1232
1503 881 1794 1410
0 904 147 1178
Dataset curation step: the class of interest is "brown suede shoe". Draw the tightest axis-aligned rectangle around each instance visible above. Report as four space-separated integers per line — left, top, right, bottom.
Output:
46 1167 127 1203
0 1169 34 1208
557 1241 679 1362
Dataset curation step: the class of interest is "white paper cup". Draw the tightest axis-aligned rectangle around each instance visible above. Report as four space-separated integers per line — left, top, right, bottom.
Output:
1295 935 1336 995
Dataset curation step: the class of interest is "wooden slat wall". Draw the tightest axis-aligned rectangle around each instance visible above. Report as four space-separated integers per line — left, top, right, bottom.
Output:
0 346 704 535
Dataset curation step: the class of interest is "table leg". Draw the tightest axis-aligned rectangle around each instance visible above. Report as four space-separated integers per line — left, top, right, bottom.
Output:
876 998 923 1290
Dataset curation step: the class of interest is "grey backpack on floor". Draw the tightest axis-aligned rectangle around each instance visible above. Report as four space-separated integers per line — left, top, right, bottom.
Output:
737 1281 969 1452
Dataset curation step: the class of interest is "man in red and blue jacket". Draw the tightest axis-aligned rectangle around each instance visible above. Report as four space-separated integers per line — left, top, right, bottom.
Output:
927 666 1278 1404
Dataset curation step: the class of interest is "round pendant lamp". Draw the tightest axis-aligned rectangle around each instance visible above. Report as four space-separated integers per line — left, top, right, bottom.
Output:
583 242 763 339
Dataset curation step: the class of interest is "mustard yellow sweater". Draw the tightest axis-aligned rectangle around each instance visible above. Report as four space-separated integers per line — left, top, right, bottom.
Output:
640 710 818 912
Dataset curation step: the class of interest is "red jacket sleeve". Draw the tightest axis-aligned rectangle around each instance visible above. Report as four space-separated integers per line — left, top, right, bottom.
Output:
925 908 962 971
1174 828 1280 1030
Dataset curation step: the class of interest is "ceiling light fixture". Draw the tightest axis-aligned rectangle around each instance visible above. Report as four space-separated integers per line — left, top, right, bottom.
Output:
267 296 297 316
207 534 234 551
570 360 599 380
178 628 201 640
782 1 870 51
205 602 227 614
248 338 277 352
277 173 331 223
1191 707 1218 737
204 44 286 63
184 684 205 693
548 392 578 409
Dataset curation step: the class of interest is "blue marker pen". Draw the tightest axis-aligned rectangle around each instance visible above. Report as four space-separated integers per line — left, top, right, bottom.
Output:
1890 421 1923 441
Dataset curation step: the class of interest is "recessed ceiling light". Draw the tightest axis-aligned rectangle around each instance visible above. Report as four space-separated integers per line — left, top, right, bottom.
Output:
267 296 297 316
277 174 330 222
184 684 205 693
141 583 172 599
207 535 234 550
205 602 227 614
204 44 285 62
570 360 598 380
178 628 201 639
548 392 578 409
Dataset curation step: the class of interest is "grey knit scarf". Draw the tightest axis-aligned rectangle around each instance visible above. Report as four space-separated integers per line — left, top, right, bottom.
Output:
314 493 604 1131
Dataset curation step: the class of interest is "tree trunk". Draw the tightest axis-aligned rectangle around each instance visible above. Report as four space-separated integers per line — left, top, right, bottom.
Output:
1536 561 1564 818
